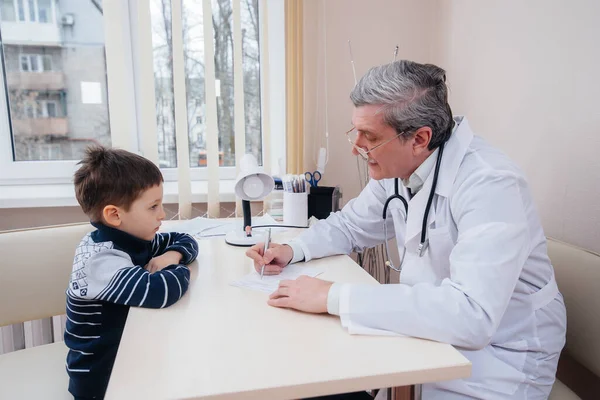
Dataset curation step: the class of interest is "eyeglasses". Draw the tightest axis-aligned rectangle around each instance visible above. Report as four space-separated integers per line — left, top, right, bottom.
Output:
345 127 405 161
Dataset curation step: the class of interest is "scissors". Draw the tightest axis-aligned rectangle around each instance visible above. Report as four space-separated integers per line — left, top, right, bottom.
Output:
304 171 321 187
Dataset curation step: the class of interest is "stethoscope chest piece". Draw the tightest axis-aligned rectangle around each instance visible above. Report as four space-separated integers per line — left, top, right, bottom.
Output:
417 239 429 257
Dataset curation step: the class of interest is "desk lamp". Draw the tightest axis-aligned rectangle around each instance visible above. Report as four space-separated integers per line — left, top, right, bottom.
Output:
224 153 274 246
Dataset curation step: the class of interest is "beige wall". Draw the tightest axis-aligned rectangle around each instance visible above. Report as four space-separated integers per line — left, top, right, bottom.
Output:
302 0 440 204
432 0 600 253
303 0 600 253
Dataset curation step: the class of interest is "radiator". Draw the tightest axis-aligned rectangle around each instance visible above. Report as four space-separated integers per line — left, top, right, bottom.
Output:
0 316 66 355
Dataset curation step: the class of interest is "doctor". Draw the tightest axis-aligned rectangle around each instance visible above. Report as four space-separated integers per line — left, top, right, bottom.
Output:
246 60 566 399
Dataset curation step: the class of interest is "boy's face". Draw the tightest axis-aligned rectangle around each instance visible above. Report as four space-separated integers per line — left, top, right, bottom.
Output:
105 184 166 241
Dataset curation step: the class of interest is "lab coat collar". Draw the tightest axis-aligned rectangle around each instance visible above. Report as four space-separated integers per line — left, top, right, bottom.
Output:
435 116 473 197
404 116 473 243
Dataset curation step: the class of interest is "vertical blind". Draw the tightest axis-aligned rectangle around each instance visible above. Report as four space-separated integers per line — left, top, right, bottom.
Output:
111 0 274 219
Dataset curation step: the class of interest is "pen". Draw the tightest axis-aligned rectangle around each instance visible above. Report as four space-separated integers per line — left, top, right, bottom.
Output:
260 228 271 280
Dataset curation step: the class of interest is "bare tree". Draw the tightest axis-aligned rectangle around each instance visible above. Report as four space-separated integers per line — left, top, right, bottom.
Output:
151 0 261 167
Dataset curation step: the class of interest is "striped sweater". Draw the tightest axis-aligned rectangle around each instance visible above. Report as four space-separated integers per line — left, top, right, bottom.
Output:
64 222 198 398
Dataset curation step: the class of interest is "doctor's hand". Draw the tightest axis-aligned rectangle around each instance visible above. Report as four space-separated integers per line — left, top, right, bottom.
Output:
245 242 294 275
268 276 333 313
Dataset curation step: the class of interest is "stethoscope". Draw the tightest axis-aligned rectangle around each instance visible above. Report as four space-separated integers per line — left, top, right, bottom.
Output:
383 142 445 272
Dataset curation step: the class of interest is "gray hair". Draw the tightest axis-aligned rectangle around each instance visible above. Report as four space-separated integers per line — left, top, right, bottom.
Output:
350 60 454 150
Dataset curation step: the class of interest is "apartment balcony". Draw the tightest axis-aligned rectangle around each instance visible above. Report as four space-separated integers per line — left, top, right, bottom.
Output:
12 118 69 137
0 21 61 46
6 72 66 91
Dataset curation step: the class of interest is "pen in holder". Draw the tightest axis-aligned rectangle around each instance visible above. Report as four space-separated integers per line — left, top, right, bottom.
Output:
283 191 308 227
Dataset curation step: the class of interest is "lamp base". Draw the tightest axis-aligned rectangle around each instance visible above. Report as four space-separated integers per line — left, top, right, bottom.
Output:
224 229 267 247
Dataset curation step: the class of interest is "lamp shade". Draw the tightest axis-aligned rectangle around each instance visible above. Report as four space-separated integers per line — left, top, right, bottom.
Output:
234 154 274 201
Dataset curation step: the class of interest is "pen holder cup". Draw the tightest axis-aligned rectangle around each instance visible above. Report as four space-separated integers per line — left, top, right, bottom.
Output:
308 186 340 220
283 191 308 227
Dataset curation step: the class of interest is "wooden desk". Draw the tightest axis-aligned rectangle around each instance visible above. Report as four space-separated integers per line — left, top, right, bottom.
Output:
105 229 470 399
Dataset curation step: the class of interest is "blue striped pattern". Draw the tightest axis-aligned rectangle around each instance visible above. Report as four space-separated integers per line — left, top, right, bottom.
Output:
64 225 198 398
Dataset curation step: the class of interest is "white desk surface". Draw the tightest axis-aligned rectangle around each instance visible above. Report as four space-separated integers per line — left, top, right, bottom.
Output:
105 228 471 399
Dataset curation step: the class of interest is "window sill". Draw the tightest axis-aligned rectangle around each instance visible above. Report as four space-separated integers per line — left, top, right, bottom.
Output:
0 180 237 209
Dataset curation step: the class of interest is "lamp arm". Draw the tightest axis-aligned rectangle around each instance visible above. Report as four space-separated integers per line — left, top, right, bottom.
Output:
242 199 252 236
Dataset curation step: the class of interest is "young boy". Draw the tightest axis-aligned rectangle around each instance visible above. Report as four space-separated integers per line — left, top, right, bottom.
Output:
65 146 198 399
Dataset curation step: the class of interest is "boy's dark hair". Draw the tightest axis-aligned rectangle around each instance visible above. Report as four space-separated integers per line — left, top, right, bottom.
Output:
74 146 163 222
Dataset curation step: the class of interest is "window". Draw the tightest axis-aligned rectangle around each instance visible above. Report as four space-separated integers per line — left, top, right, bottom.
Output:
37 0 50 23
150 0 263 169
19 54 52 72
1 0 53 23
0 0 284 189
42 54 51 70
24 102 34 118
29 52 38 70
45 100 56 117
0 0 110 167
17 0 24 21
0 0 16 22
19 54 28 70
27 0 34 21
19 54 51 72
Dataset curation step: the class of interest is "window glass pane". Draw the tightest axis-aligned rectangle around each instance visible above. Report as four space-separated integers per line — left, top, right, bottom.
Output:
29 54 38 71
207 0 235 167
38 9 47 23
17 0 24 21
46 101 56 117
151 0 263 169
17 0 25 21
240 0 261 165
182 0 208 168
42 54 51 71
38 0 51 23
25 103 34 118
0 2 111 161
1 0 16 22
150 0 177 168
28 0 35 22
20 55 29 71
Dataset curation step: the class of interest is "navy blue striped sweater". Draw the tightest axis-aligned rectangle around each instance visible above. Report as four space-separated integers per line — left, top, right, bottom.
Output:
64 222 198 398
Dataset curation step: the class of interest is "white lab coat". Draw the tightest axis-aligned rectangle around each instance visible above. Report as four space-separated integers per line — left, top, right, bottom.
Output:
294 117 566 399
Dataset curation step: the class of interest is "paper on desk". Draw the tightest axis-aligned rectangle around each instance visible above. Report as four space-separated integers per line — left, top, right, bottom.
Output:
165 214 281 239
230 265 324 293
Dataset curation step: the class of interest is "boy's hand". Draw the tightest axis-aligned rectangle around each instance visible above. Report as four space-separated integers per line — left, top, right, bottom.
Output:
145 251 183 273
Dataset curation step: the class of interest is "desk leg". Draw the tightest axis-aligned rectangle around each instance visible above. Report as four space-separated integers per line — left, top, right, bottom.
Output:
389 384 422 400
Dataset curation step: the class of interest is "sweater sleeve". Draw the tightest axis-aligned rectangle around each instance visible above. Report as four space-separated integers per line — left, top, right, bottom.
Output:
71 249 190 309
151 232 198 264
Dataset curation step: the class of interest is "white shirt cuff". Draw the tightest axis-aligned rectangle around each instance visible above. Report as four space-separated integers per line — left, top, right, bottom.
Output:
286 241 306 264
327 283 342 316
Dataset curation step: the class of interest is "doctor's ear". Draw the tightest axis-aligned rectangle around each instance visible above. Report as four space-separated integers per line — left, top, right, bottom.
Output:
102 205 122 227
412 127 433 155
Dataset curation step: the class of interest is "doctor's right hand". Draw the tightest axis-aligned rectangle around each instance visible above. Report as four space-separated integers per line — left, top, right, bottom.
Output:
246 242 293 275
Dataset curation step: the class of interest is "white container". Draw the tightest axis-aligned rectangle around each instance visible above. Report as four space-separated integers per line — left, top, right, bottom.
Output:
283 191 308 227
264 190 284 221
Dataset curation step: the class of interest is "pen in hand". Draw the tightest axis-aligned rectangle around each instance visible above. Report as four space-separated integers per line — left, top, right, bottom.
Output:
260 228 272 280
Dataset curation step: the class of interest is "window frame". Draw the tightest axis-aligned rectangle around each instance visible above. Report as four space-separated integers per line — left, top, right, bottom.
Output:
18 53 49 72
0 0 285 189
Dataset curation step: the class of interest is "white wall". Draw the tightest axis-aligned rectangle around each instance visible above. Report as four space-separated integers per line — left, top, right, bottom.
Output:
304 0 600 253
433 0 600 253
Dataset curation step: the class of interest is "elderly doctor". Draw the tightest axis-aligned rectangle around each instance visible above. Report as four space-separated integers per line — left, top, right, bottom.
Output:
246 60 566 399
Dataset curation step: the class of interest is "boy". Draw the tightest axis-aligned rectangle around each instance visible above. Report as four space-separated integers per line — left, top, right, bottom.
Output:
65 146 198 399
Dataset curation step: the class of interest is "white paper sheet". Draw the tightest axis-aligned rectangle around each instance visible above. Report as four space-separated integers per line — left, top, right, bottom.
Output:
164 214 281 239
230 265 324 293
